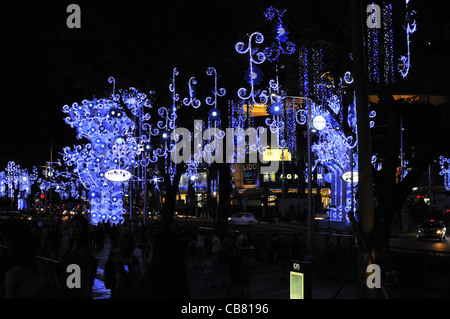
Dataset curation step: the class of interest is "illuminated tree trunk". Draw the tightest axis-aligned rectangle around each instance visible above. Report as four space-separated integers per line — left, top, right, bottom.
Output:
373 85 450 251
216 163 231 235
161 164 183 232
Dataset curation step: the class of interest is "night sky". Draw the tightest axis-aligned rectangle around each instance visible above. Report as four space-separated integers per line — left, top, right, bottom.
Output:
2 0 449 170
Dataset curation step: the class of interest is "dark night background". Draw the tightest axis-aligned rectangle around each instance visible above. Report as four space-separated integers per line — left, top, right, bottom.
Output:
1 0 449 170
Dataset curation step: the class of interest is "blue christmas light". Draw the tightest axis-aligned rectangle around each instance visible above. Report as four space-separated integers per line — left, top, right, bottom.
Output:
0 162 39 209
268 102 283 116
263 6 295 62
398 0 417 78
160 130 170 140
208 108 220 120
439 156 450 191
245 66 264 85
383 3 394 83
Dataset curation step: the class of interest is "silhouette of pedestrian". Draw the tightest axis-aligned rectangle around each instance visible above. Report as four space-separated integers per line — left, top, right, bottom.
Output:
110 224 120 250
211 232 221 269
269 233 280 265
187 235 197 269
240 250 251 298
104 232 140 298
1 219 47 299
196 229 206 267
289 233 301 260
118 231 190 299
227 247 242 298
60 215 96 299
203 253 213 288
96 224 105 250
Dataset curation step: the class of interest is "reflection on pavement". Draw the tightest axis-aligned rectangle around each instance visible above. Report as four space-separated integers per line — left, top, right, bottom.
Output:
92 268 111 299
92 278 111 299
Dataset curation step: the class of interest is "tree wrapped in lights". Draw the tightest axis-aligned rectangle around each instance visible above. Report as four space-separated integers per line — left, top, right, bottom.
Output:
0 161 38 210
36 165 83 202
53 178 81 200
296 46 379 223
307 101 359 223
0 171 5 198
61 78 157 224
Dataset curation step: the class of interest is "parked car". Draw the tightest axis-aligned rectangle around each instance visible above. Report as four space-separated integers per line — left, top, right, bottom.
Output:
417 220 447 241
228 213 258 225
154 212 180 221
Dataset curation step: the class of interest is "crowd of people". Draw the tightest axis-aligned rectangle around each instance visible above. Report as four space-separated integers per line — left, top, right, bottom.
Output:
180 228 307 298
0 212 307 299
0 215 93 298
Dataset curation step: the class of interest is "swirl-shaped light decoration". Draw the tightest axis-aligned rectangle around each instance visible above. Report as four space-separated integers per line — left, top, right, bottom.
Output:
398 0 417 79
183 76 201 109
265 75 286 147
205 67 226 110
159 68 182 184
203 67 226 166
439 156 450 191
343 71 354 85
235 32 268 107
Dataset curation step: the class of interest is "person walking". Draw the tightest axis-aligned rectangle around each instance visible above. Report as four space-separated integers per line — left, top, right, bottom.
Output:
211 232 221 269
104 232 140 298
196 230 206 267
202 253 214 288
118 231 190 299
1 219 48 299
60 215 96 299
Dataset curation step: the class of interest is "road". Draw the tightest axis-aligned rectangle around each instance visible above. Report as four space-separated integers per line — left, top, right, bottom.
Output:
390 236 450 254
182 217 450 254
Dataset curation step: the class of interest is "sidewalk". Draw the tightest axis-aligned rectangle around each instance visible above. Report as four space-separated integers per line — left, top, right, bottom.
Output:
90 234 450 299
91 240 360 299
184 259 360 299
